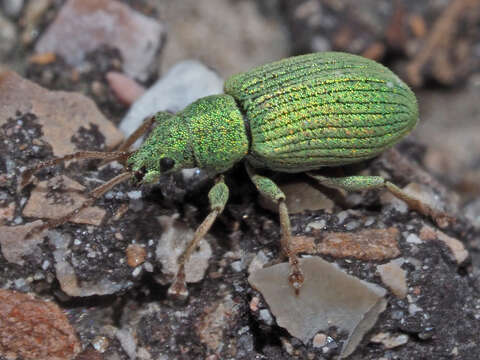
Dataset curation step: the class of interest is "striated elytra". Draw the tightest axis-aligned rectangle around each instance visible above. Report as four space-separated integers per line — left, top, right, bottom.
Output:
130 52 418 179
24 52 445 300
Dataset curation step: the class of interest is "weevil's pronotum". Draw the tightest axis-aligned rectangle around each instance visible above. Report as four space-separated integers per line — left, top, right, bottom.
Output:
22 52 449 298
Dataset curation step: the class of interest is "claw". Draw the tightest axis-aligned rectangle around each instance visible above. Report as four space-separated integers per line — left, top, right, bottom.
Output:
168 280 189 301
288 267 305 296
167 269 189 301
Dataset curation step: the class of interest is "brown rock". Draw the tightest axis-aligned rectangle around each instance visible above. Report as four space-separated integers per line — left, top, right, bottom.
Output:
35 0 165 80
409 14 427 38
377 259 407 298
28 52 57 65
20 0 52 45
0 289 80 360
195 295 238 352
74 347 104 360
290 235 316 254
126 244 147 268
0 220 46 265
0 202 15 224
106 71 145 105
316 228 401 261
249 296 260 312
362 42 386 61
419 224 468 264
312 333 327 348
0 71 123 157
22 175 106 226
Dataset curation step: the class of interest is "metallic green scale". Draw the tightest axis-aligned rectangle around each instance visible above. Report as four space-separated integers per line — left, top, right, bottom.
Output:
225 52 418 172
128 95 248 181
128 52 417 180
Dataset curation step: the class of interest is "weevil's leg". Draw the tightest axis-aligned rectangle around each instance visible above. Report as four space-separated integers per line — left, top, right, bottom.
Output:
20 151 131 189
246 164 304 294
25 171 132 239
116 116 156 153
307 173 452 227
168 175 229 300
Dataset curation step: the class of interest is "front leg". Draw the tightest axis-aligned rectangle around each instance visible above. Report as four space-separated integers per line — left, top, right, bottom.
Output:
168 175 229 300
307 173 453 227
246 164 304 294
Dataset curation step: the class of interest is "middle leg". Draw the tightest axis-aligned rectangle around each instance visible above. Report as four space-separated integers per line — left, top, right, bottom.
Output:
246 164 304 294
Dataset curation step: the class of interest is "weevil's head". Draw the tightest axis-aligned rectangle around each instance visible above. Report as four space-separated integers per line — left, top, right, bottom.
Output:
127 112 195 184
127 95 249 184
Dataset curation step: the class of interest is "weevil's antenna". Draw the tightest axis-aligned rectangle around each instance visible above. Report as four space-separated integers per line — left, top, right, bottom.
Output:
20 150 132 189
25 171 132 239
99 116 156 167
117 116 156 153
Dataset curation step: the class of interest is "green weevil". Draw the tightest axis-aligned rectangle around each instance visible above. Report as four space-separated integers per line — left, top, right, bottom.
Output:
22 52 448 299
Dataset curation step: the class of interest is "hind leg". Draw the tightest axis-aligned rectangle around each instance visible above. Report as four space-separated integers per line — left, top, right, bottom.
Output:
307 173 453 227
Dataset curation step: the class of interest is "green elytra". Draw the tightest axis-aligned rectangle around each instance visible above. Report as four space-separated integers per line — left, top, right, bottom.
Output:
128 52 418 181
23 52 448 299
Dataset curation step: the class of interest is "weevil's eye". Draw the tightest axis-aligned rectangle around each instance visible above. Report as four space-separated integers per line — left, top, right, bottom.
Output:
134 166 146 183
160 157 175 172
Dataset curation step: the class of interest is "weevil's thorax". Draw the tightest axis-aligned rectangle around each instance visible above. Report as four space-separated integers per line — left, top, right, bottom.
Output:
181 95 249 175
127 95 249 183
127 112 195 184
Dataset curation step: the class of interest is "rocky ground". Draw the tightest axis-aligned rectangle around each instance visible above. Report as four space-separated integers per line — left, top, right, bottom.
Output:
1 1 480 359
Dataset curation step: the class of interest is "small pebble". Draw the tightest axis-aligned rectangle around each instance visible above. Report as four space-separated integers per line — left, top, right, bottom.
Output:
313 333 327 348
249 296 260 312
259 309 274 325
42 260 50 270
344 220 359 230
143 261 154 272
92 336 109 353
127 190 142 200
126 244 147 268
305 219 326 232
406 233 422 244
132 267 142 277
107 71 146 105
231 260 243 272
336 210 349 224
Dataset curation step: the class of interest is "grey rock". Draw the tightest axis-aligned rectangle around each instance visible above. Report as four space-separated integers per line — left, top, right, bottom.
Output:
248 257 387 358
0 13 17 56
35 0 165 80
377 258 407 298
0 221 46 265
464 198 480 230
119 60 223 137
50 230 132 297
2 0 24 18
155 215 212 285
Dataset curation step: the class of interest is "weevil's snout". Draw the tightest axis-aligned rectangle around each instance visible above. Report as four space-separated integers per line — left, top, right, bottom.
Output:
132 166 147 185
126 112 195 184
